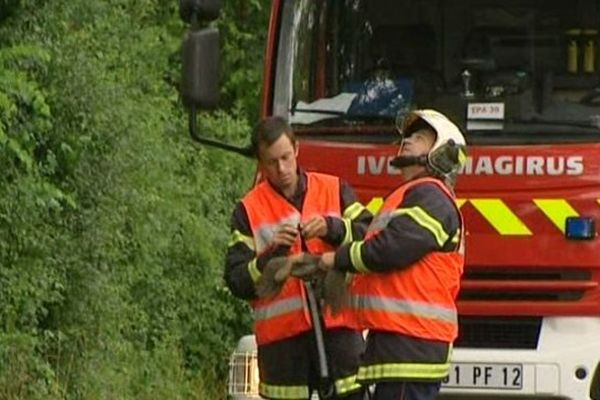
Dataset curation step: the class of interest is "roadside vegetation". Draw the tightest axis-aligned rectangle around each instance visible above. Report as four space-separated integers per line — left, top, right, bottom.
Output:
0 1 267 398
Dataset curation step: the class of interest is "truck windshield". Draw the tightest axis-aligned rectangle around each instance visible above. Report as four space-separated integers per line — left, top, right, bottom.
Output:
274 0 600 143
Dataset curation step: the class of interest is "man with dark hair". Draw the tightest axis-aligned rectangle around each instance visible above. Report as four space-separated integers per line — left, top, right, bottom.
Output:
225 116 371 400
301 109 468 400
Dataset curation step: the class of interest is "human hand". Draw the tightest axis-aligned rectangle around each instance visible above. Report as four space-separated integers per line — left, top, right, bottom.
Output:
255 253 323 298
318 252 335 271
270 223 300 248
255 256 294 299
299 216 327 240
287 253 322 281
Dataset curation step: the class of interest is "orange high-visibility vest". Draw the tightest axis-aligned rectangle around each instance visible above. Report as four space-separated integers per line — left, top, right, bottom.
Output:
350 177 464 342
243 172 355 345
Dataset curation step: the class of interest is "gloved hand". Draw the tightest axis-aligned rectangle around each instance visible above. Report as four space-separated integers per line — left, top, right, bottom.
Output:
288 253 350 315
254 256 294 299
289 253 325 281
322 269 350 316
255 253 328 299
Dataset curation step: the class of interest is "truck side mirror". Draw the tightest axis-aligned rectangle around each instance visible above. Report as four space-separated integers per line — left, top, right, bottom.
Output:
178 0 252 157
179 0 221 24
181 28 219 110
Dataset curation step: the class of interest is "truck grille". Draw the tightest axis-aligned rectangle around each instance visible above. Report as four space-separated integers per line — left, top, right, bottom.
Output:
459 267 594 301
457 266 600 318
455 316 541 349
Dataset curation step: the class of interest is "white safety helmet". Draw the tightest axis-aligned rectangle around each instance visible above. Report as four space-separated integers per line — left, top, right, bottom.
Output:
397 109 467 183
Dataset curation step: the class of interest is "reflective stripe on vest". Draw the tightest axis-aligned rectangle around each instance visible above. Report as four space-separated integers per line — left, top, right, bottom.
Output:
253 296 304 321
351 295 457 324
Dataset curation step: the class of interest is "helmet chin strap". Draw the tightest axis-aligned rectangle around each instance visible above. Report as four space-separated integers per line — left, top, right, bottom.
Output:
389 154 428 169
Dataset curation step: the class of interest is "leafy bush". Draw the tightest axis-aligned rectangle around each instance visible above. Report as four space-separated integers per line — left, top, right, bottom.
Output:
0 0 266 398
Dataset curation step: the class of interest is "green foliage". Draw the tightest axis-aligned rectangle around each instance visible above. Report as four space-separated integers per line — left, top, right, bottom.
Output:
0 0 267 398
0 0 21 24
219 0 269 123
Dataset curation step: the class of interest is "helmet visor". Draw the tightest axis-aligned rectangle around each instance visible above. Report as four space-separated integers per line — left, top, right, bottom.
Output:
429 141 467 175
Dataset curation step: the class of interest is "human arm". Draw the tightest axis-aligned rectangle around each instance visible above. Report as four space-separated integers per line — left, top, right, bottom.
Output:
224 202 299 300
302 179 372 245
330 183 460 273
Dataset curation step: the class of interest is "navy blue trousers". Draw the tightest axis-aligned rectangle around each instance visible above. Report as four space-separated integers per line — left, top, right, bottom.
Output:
372 381 441 400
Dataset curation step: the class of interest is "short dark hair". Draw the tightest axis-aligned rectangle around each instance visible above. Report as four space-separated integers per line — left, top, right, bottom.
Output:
251 116 296 157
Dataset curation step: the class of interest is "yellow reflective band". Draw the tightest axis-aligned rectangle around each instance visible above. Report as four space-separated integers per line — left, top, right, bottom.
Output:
446 344 453 362
366 197 384 214
343 201 366 220
393 206 449 247
259 382 309 399
341 217 353 245
228 229 255 250
358 360 451 381
248 258 261 283
368 211 394 232
335 374 362 395
470 199 532 235
455 198 466 209
458 148 467 165
534 199 579 233
451 229 460 243
350 241 370 273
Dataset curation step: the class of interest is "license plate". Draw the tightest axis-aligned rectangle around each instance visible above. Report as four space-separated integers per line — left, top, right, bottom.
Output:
442 363 523 389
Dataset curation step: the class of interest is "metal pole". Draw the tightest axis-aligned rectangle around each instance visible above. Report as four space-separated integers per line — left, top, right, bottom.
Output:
304 280 335 400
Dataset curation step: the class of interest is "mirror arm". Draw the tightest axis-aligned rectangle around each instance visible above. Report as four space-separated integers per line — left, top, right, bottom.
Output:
188 105 253 158
190 8 198 30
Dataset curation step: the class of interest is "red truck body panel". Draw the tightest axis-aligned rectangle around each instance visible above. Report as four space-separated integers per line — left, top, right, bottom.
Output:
296 138 600 317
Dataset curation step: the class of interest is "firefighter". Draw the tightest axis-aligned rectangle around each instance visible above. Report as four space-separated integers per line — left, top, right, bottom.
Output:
224 116 371 400
302 109 467 400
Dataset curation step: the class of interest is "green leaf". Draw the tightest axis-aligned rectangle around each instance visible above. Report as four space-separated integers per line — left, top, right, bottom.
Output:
7 138 33 170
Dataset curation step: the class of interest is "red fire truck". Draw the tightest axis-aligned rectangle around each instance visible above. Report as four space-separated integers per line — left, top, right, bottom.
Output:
181 0 600 398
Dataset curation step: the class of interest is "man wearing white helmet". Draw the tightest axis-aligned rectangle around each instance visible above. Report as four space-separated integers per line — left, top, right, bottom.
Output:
312 109 468 399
